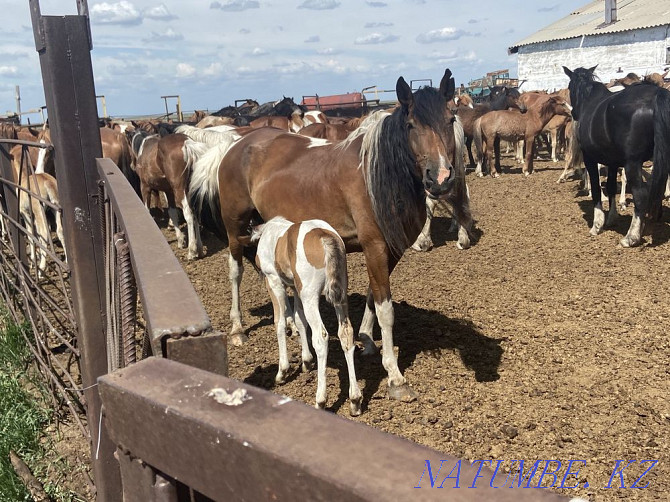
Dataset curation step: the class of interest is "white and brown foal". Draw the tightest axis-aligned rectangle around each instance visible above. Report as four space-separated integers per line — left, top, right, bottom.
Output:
252 216 362 416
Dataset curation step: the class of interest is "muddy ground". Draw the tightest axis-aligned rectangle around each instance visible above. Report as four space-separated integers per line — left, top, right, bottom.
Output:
170 154 669 501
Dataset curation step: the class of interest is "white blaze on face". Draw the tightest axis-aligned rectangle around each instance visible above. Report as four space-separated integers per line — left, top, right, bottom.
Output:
436 154 451 185
35 139 47 174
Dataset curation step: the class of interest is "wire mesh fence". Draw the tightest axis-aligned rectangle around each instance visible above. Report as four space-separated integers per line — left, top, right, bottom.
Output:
0 138 87 434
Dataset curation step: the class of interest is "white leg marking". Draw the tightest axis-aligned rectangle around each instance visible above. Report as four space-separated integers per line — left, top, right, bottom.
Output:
375 298 405 388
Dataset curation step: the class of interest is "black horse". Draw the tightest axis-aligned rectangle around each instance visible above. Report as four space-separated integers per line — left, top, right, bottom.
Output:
213 96 304 126
563 66 670 247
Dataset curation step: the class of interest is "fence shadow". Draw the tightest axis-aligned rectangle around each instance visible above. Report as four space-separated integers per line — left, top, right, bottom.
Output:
243 292 502 415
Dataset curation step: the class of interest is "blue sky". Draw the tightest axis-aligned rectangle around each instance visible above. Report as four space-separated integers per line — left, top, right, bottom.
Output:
0 0 586 118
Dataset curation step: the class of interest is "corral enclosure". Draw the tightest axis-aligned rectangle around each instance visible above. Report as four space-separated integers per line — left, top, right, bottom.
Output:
171 155 669 502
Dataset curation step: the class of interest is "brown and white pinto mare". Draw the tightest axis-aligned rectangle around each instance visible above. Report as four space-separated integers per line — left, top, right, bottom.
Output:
302 110 328 127
195 115 234 128
474 94 572 177
298 122 353 141
135 133 212 259
249 114 304 133
190 69 470 401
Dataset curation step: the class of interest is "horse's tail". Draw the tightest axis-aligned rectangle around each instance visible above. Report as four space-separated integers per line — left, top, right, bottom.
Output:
182 139 210 178
188 141 235 241
650 90 670 211
322 233 348 306
445 116 472 231
473 116 484 169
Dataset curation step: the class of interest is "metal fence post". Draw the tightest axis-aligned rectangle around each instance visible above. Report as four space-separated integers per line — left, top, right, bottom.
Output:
29 1 122 500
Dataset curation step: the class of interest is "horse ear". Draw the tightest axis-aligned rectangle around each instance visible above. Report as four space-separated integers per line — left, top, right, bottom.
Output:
563 66 573 78
439 68 455 101
396 76 413 109
588 65 598 73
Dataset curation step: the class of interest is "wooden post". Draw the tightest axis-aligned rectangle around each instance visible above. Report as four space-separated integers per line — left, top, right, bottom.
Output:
29 1 122 500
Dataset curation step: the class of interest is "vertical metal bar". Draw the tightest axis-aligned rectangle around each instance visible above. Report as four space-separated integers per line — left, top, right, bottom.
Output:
15 86 22 124
30 8 121 501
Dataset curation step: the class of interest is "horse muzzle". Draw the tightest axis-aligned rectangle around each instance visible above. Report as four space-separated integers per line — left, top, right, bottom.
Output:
423 163 455 199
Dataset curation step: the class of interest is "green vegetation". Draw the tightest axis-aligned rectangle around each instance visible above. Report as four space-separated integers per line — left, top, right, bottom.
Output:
0 314 88 502
0 316 47 501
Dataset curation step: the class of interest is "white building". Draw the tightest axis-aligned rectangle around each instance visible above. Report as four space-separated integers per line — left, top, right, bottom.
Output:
508 0 670 91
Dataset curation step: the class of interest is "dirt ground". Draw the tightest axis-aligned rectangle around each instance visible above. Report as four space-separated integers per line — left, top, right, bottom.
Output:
171 153 669 502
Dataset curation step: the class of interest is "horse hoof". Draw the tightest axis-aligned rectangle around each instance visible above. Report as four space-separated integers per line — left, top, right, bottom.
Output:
388 383 417 402
349 397 362 417
315 401 326 410
275 373 286 385
230 333 249 346
456 239 471 250
302 359 315 372
620 236 639 248
357 333 379 356
491 173 500 179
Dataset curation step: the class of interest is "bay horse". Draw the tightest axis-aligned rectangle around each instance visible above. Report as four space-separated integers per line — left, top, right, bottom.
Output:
455 87 525 169
563 66 670 246
190 69 470 401
474 94 572 177
251 216 362 415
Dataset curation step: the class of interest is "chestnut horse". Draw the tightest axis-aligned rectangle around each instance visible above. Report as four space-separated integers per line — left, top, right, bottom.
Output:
190 69 470 401
474 94 572 177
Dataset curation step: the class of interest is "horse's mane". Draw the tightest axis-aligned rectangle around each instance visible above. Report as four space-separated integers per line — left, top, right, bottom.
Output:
355 87 452 258
175 124 241 146
569 68 608 120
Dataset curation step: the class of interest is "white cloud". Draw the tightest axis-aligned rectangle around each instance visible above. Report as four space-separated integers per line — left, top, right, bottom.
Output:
416 27 471 44
0 66 19 76
298 0 341 10
365 22 393 28
354 33 399 45
90 1 142 26
176 62 196 78
430 50 478 64
143 28 183 43
210 0 260 11
250 48 268 56
305 35 320 43
203 63 223 77
317 48 338 55
144 4 177 21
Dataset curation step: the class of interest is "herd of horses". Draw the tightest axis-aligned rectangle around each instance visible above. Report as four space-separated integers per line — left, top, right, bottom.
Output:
1 65 669 412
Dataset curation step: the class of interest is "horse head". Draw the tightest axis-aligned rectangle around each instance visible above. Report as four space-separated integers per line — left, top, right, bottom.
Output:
274 96 304 118
397 68 457 200
563 66 600 120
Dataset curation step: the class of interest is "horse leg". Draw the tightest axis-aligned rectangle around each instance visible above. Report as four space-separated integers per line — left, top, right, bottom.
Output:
410 197 437 252
302 294 329 410
179 191 202 259
292 293 314 371
165 191 185 249
585 158 605 236
487 137 498 178
523 134 535 176
493 136 502 176
364 243 416 401
357 289 379 356
55 208 67 264
227 240 247 345
619 168 628 209
620 161 645 247
465 136 476 169
265 276 290 384
551 129 558 163
333 302 362 416
605 166 620 227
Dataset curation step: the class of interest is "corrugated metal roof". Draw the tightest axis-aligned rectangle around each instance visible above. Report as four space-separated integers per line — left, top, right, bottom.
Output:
509 0 670 53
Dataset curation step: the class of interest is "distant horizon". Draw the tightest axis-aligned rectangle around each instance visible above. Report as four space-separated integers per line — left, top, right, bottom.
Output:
0 0 587 118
